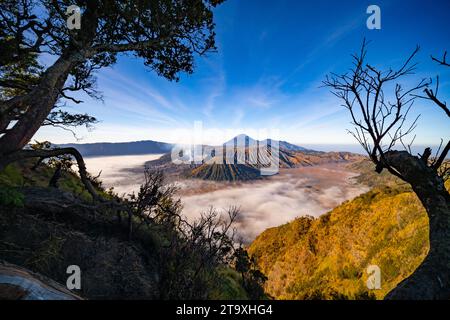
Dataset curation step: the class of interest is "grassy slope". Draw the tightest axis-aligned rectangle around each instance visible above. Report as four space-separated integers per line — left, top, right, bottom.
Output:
249 160 449 300
0 159 96 200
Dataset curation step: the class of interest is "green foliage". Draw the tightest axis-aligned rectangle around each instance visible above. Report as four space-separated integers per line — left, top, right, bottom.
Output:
0 0 225 159
44 110 98 130
0 160 109 201
0 164 24 186
233 247 268 299
0 187 24 207
208 268 249 300
0 49 42 100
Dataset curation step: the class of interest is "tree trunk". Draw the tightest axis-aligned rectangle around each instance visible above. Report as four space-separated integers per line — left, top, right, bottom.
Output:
49 163 63 188
0 1 100 157
383 151 450 300
0 53 82 157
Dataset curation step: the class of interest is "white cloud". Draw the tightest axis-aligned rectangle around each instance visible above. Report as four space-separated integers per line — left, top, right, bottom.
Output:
179 166 368 242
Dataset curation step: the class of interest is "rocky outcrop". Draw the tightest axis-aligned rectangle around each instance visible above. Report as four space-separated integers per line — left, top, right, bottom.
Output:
0 187 160 299
0 261 81 300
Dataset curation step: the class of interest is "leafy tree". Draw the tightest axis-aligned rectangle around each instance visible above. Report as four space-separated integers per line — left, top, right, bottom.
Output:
324 41 450 299
0 0 224 198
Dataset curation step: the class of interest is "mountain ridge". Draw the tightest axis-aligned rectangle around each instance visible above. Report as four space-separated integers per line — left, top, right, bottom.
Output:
223 134 313 153
58 140 173 157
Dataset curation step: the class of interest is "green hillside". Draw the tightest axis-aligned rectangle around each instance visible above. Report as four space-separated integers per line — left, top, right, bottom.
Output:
248 161 448 300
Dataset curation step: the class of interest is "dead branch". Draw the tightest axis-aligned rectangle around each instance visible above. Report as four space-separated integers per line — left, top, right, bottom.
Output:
431 51 450 67
323 40 428 179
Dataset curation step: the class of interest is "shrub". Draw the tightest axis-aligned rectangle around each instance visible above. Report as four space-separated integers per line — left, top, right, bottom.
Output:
0 187 24 207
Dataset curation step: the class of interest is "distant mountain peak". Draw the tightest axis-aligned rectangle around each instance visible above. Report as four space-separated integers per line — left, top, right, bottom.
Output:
223 134 257 147
222 134 311 152
235 133 252 139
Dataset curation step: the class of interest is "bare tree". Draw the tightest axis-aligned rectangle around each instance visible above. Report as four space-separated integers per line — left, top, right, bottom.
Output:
157 207 238 299
324 40 450 299
125 169 183 240
119 169 241 299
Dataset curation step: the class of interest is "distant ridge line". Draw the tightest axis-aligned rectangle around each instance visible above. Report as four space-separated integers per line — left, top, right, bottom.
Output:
58 140 173 157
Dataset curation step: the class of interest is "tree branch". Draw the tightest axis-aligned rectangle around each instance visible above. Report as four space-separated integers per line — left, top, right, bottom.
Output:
424 88 450 118
0 147 101 201
434 140 450 170
431 51 450 67
91 39 162 55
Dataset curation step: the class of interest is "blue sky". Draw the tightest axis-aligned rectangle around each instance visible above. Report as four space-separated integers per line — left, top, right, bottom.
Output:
36 0 450 150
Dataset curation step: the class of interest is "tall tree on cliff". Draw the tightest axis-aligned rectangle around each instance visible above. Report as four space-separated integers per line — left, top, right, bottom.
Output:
325 41 450 299
0 0 223 193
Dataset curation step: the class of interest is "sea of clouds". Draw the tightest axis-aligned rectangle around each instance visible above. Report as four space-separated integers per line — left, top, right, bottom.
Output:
179 168 368 243
84 155 368 243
